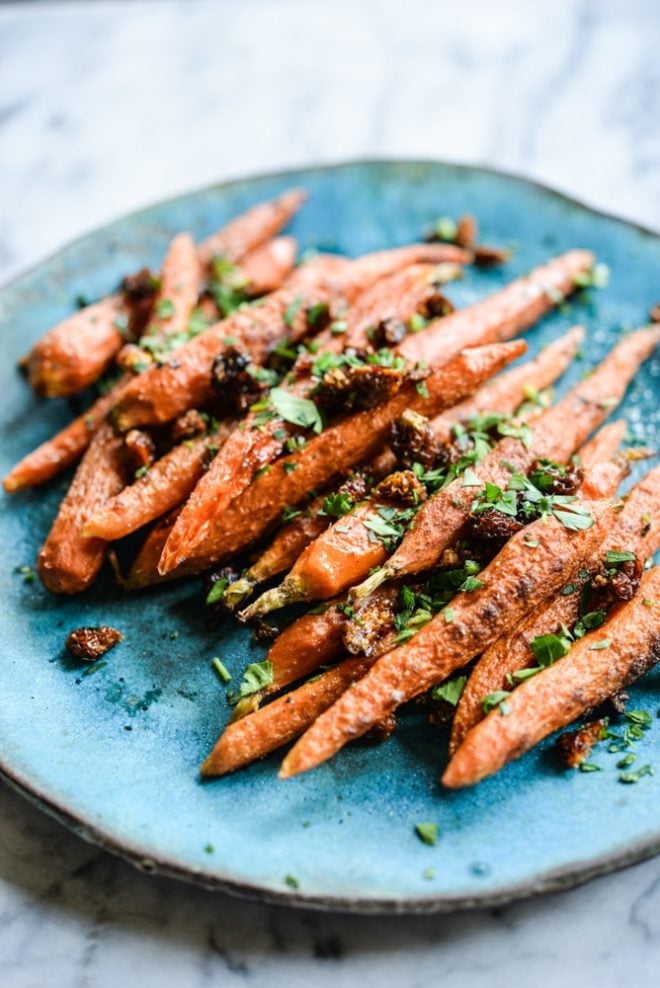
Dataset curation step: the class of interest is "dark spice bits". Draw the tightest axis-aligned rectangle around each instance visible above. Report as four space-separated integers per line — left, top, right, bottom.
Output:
315 363 404 415
557 718 609 768
123 429 156 474
171 409 209 442
391 409 440 471
66 626 123 662
374 470 426 508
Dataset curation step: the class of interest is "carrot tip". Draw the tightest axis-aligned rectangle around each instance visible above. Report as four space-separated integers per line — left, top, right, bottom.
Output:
223 576 256 612
238 579 303 622
348 565 390 602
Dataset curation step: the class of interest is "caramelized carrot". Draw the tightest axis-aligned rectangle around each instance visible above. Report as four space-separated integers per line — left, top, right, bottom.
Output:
442 566 660 788
449 462 660 753
121 510 182 590
196 189 306 267
158 340 526 575
26 296 127 398
279 499 617 777
352 326 660 600
141 233 200 340
201 655 374 777
240 236 297 295
81 422 234 541
37 424 127 593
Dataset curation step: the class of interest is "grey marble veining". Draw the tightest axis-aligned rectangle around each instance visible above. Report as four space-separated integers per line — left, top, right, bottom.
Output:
1 0 660 985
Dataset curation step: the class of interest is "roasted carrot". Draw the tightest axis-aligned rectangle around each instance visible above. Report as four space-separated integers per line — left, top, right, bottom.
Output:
37 423 127 593
121 510 182 590
81 422 234 541
196 188 306 267
449 461 660 753
279 498 617 777
158 340 526 575
141 233 200 341
442 566 660 788
26 296 127 398
352 326 660 599
201 654 374 777
240 236 298 296
241 329 585 618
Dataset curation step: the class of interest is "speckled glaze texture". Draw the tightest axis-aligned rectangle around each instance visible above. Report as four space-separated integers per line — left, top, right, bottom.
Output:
1 161 659 913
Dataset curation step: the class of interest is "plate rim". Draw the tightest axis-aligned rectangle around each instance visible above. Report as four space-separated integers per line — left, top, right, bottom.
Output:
2 156 660 914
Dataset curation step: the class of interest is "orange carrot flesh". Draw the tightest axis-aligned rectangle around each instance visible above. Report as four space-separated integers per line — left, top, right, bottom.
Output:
442 566 660 789
449 463 660 753
122 510 181 590
81 423 234 541
578 419 628 469
396 249 593 367
26 296 127 398
158 340 526 574
240 236 298 295
3 377 128 493
201 654 374 777
279 499 616 777
196 189 306 267
142 233 200 340
37 423 127 594
265 601 349 693
352 326 660 597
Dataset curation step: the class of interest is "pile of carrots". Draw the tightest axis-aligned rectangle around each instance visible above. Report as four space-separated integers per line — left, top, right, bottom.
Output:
6 188 660 789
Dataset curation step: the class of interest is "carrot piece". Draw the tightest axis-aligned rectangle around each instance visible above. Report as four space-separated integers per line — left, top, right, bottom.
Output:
449 462 660 753
578 419 628 469
428 326 585 444
26 296 127 398
81 422 233 541
158 340 526 575
141 233 200 341
352 326 660 599
240 236 298 295
121 510 183 590
201 654 374 777
442 566 660 789
266 601 349 693
279 498 617 777
37 423 127 593
110 284 332 432
196 188 306 267
3 377 128 493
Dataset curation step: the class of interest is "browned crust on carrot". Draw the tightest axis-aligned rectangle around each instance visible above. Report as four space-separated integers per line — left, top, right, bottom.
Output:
240 236 297 295
265 601 349 694
81 423 233 541
279 499 616 777
159 340 526 574
3 377 128 493
111 285 332 432
201 654 374 777
37 423 127 593
196 189 306 267
26 296 126 398
442 566 660 788
449 464 660 752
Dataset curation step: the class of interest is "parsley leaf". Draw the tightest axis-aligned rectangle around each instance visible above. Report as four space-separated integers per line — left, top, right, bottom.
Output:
270 388 323 434
432 675 467 707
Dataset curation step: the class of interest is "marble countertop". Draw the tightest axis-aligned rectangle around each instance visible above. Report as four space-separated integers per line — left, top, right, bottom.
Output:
1 1 660 984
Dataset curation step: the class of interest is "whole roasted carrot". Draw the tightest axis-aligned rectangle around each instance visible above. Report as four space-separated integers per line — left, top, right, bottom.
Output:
442 565 660 789
240 236 298 295
201 654 375 777
158 340 526 574
37 423 128 593
449 460 660 753
81 421 234 541
352 326 660 600
279 498 617 777
241 328 585 618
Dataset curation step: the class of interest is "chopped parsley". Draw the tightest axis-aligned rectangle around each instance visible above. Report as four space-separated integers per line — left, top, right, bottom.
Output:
431 674 467 707
321 491 355 518
283 295 304 328
588 639 612 651
212 657 231 684
415 822 439 846
482 690 512 714
14 564 35 584
270 388 323 434
206 578 228 605
619 764 653 784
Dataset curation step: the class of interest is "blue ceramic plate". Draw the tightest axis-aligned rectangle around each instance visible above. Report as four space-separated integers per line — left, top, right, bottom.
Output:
1 161 659 914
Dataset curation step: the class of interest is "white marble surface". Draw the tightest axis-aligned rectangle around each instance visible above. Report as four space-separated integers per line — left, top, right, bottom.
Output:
1 0 660 984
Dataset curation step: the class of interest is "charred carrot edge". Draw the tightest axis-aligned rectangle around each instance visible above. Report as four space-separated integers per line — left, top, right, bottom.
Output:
242 328 586 619
196 189 306 267
240 236 298 295
161 262 455 568
449 461 660 753
3 377 128 493
37 423 127 594
279 498 617 777
158 340 526 575
201 654 374 777
442 566 660 788
81 423 233 541
26 296 127 398
352 326 660 600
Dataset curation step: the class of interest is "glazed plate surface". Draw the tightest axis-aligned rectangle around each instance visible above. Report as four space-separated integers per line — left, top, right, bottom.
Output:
1 161 659 912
